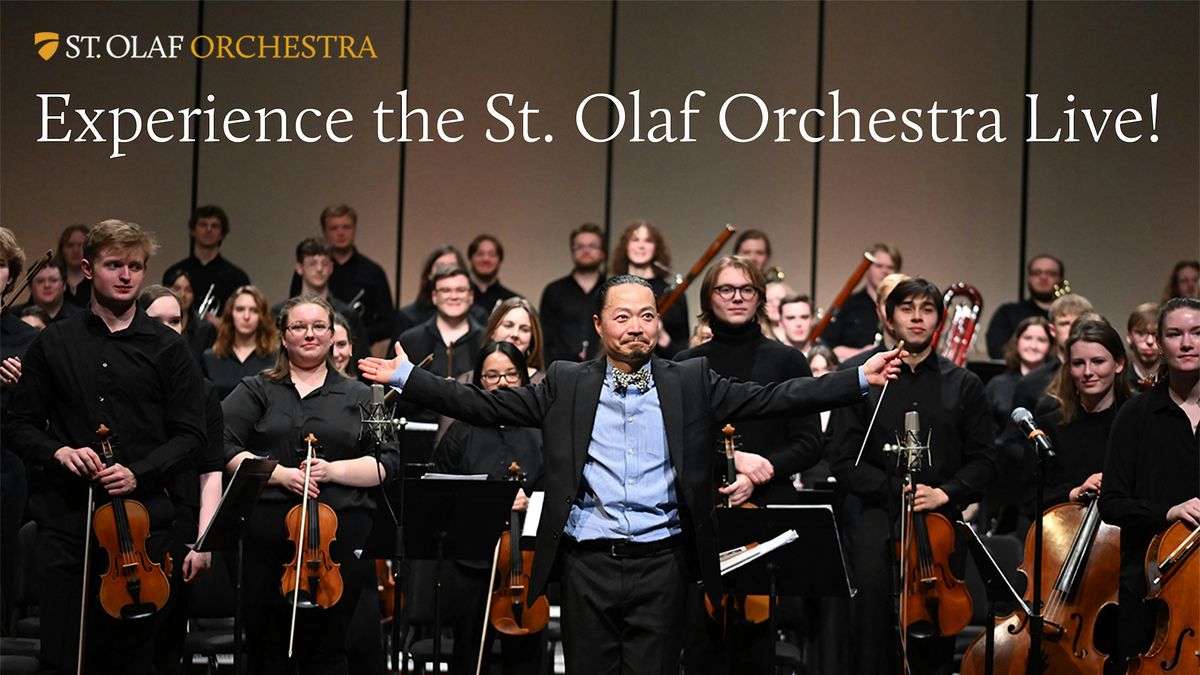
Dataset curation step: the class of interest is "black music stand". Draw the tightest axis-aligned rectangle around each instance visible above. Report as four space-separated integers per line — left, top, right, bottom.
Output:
370 478 517 673
714 504 853 674
961 524 1029 675
193 457 278 675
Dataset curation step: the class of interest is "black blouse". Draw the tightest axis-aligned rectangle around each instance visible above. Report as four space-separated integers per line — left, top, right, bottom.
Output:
204 348 276 400
1023 399 1120 517
222 370 400 511
434 421 544 495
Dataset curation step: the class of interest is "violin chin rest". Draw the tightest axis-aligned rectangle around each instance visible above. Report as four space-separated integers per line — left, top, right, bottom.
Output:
120 602 158 620
907 620 936 640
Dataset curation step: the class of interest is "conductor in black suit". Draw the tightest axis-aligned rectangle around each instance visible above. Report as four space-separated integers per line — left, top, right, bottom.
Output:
359 275 902 675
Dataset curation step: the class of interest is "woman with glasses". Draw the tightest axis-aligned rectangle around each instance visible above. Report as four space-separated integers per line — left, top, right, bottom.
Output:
203 285 278 399
428 340 547 675
224 295 398 675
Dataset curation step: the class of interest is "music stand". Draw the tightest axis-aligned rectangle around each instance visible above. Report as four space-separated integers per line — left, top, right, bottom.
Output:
960 523 1028 675
369 478 517 673
193 457 278 675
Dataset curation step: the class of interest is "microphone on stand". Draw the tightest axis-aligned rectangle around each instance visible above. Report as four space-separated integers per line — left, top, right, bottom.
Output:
1011 407 1055 458
361 383 405 446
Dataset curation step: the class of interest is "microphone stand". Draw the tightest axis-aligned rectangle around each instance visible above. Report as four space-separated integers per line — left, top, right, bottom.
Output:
1026 439 1048 675
361 392 407 673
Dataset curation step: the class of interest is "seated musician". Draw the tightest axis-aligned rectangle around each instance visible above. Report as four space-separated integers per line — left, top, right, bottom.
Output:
835 272 910 372
610 220 689 358
430 341 547 675
223 295 398 675
984 254 1064 359
823 243 901 363
777 293 815 354
1023 317 1131 517
763 277 795 345
1099 297 1200 668
6 219 206 675
1009 293 1094 415
1124 302 1160 389
675 254 825 674
830 278 995 675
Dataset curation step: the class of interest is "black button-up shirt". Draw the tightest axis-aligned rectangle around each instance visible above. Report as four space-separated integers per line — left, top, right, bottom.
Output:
830 352 996 515
398 315 484 380
539 273 604 364
821 289 879 350
5 308 206 530
162 252 251 317
222 370 400 512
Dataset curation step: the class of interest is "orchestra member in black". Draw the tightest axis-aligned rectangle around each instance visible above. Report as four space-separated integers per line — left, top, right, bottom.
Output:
483 296 547 382
1009 293 1094 415
835 273 910 374
166 268 217 363
675 256 824 674
276 237 369 369
1100 297 1200 666
398 265 484 379
6 219 207 675
19 262 80 324
777 293 816 354
396 245 489 336
289 204 396 346
732 229 772 272
984 254 1064 359
823 243 902 363
359 275 903 675
58 223 92 307
1161 259 1198 302
610 220 689 358
330 313 356 377
1124 302 1160 389
984 317 1053 439
162 204 251 320
136 284 226 674
431 341 547 675
830 278 995 675
539 223 605 364
468 234 520 316
203 285 279 400
1024 317 1130 517
223 295 398 675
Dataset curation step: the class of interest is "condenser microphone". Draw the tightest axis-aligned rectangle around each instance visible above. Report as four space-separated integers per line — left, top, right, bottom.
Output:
1011 407 1055 458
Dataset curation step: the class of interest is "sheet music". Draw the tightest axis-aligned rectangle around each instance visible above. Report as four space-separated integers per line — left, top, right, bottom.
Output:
522 491 544 537
718 529 799 576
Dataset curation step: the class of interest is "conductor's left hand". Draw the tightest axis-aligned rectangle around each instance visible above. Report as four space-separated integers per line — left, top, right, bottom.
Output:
359 341 409 385
862 347 906 387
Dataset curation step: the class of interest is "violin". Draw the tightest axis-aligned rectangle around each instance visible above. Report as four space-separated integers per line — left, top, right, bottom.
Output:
960 493 1120 675
705 424 772 626
376 559 402 621
281 434 343 654
1135 520 1198 674
91 424 171 620
488 461 549 636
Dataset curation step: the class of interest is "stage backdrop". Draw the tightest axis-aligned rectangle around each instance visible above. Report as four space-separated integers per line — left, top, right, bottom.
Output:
3 1 1196 354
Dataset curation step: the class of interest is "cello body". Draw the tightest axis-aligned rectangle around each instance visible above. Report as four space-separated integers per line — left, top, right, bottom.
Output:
1134 521 1198 674
960 498 1120 675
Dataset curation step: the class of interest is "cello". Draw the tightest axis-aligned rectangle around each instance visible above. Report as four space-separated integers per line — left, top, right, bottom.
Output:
280 433 343 656
960 493 1121 675
91 424 171 620
1134 520 1198 674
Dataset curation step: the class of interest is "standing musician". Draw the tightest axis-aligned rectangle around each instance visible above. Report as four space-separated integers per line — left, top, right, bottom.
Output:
359 274 904 675
984 254 1064 359
675 256 825 674
539 223 606 364
823 243 902 363
1099 297 1200 667
161 204 251 322
431 341 547 675
610 220 690 358
1024 317 1131 517
830 278 995 675
223 294 399 675
6 220 207 675
1124 302 1160 389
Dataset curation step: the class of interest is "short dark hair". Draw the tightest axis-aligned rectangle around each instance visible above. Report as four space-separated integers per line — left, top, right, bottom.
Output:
472 341 530 388
19 305 51 325
597 274 654 312
733 229 772 257
189 205 229 238
468 234 504 262
415 245 469 305
1028 254 1065 279
431 265 470 288
321 203 358 227
780 294 812 309
885 278 944 321
295 236 333 263
570 223 604 247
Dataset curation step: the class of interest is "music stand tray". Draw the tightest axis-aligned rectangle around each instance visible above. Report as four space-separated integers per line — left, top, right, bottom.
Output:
716 505 854 599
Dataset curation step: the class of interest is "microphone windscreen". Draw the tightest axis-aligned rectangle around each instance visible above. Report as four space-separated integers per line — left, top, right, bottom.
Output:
1010 407 1033 425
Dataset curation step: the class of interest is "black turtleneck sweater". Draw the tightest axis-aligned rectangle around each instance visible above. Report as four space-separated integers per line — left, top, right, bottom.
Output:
675 319 823 505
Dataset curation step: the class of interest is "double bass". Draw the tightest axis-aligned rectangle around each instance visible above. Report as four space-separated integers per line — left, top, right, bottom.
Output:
1134 520 1198 674
960 493 1121 675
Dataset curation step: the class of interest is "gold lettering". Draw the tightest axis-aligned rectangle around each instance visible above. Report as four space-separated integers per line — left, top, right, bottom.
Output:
215 35 233 59
190 35 213 59
236 35 257 59
359 35 377 59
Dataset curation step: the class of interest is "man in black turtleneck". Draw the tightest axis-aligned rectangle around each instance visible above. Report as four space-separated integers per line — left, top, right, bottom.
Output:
676 255 824 675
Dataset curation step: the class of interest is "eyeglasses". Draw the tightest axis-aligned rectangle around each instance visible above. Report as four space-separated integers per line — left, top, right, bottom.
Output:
286 321 331 336
712 285 759 301
572 243 602 251
481 370 522 385
434 287 471 296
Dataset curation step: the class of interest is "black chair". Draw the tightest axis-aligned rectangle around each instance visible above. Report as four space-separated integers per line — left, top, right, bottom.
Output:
180 551 237 674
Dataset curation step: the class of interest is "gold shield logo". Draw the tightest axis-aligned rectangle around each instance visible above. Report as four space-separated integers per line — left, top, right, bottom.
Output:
35 32 60 61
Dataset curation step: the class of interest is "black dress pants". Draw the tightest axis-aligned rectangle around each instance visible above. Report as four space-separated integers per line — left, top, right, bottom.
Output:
559 541 690 675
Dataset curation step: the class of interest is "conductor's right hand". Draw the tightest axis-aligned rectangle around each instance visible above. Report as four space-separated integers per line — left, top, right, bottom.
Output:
358 341 410 385
861 347 906 387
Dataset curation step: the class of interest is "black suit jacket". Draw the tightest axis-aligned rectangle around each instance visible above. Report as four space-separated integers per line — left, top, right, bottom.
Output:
398 355 863 603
